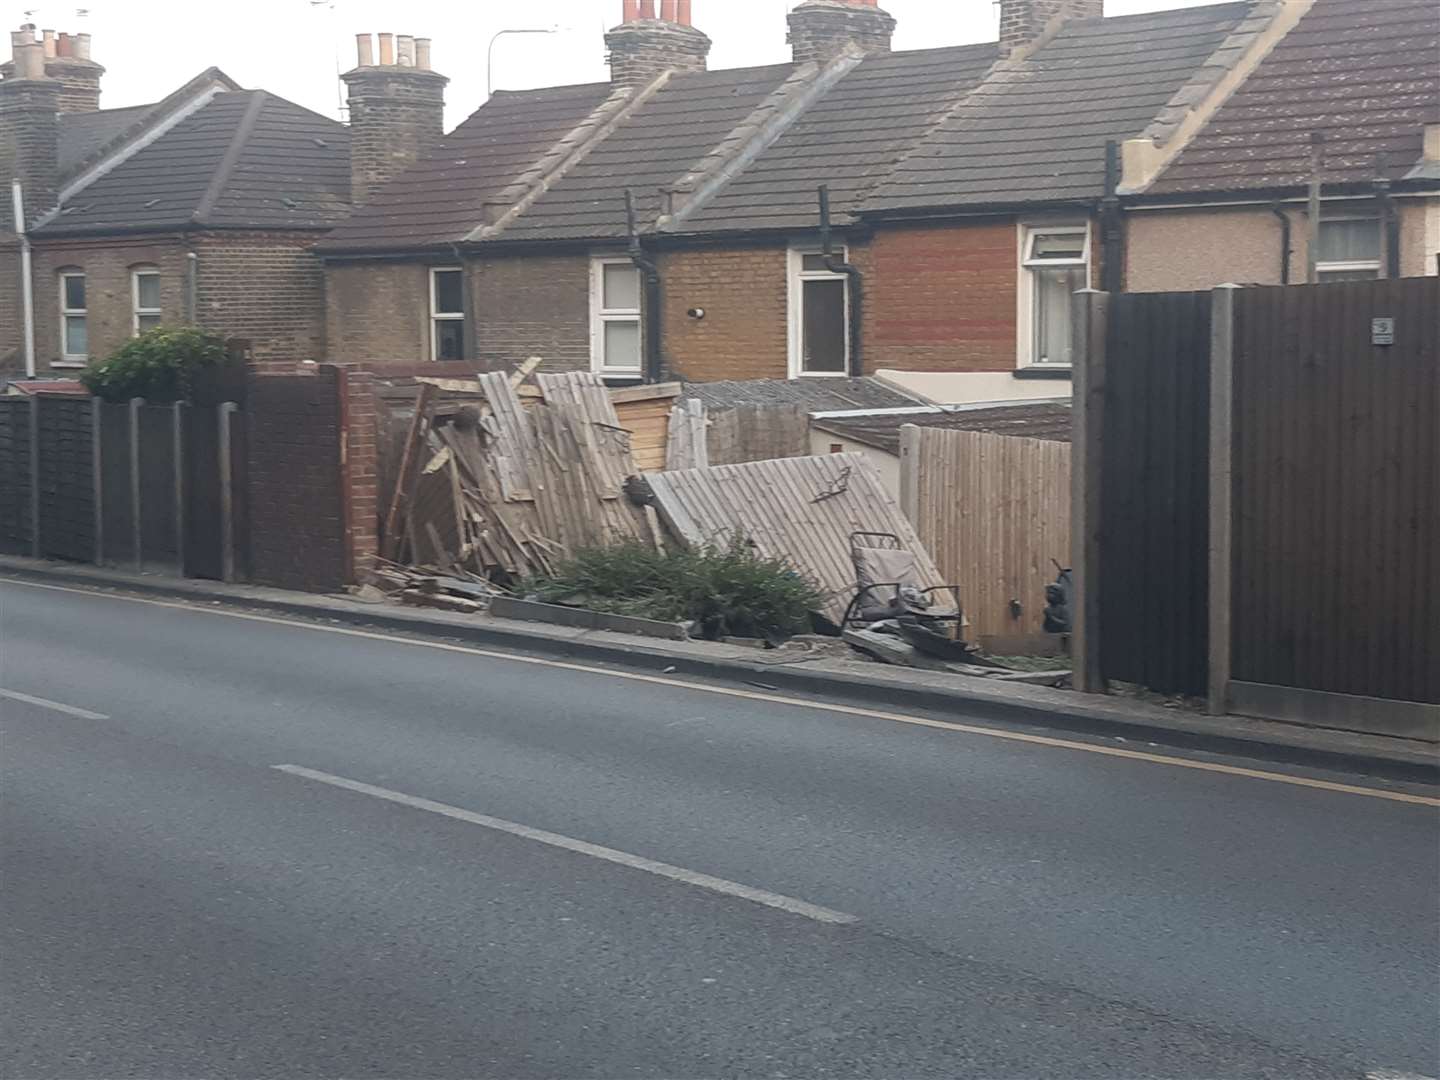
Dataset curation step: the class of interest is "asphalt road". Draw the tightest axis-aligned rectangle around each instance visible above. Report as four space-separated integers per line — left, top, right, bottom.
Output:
2 578 1437 1080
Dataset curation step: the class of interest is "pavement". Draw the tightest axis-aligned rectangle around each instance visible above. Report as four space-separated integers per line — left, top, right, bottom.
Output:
0 555 1435 785
2 574 1438 1079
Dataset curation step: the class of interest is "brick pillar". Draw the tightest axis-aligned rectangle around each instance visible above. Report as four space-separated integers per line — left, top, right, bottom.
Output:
0 59 62 229
338 366 379 583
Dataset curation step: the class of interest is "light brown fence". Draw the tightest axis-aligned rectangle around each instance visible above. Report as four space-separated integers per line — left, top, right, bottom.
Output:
900 425 1070 640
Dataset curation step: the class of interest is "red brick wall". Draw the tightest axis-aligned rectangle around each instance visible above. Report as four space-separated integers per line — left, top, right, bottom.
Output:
661 244 788 381
192 230 328 364
339 366 379 580
861 220 1020 372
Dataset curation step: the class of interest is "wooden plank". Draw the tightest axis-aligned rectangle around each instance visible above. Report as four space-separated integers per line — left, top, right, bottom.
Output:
381 383 437 561
609 382 682 404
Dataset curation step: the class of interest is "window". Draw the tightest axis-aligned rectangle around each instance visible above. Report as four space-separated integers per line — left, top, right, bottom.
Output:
59 271 87 365
788 250 849 377
429 268 465 362
1019 226 1089 368
1316 218 1381 282
132 268 162 334
590 257 643 376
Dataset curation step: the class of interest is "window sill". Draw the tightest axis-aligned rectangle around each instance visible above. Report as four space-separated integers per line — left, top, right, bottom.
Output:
1013 366 1072 381
52 360 87 369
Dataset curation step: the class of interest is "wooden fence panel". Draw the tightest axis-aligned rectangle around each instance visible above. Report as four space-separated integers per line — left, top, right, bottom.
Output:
0 398 32 555
707 404 809 465
1098 290 1212 696
902 426 1070 639
1231 277 1439 705
35 396 95 563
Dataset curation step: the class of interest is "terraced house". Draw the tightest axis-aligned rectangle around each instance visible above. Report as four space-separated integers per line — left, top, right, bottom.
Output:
0 25 443 377
320 0 1438 392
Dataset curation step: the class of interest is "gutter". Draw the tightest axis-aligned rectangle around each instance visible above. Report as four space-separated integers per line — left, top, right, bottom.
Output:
626 189 663 384
11 181 35 378
818 184 863 377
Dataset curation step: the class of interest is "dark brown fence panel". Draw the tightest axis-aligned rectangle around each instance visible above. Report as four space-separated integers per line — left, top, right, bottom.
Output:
0 398 32 555
138 404 181 570
99 402 135 566
1099 290 1212 696
1231 278 1439 705
184 404 225 580
35 396 94 563
245 371 346 592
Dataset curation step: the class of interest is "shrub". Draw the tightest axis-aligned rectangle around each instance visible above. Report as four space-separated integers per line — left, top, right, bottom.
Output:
525 535 822 640
80 327 227 403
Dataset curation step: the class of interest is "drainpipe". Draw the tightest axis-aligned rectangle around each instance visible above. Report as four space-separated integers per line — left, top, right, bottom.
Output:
1306 132 1324 284
818 184 863 376
1099 141 1124 293
11 180 36 378
1270 204 1292 285
625 188 662 383
1373 153 1401 280
185 251 200 324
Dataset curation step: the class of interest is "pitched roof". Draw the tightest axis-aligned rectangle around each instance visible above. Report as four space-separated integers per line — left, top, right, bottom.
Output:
682 376 921 412
58 103 155 175
1148 0 1440 195
812 401 1072 455
864 2 1252 213
317 81 612 253
36 89 350 235
674 43 998 234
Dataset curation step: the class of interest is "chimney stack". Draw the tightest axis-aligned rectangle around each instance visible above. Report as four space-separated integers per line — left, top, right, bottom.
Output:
998 0 1103 57
1 24 63 228
787 0 896 65
605 0 711 89
342 32 448 206
1 20 103 111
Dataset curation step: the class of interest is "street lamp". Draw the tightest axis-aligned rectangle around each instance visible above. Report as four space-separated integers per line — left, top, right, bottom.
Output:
486 27 560 98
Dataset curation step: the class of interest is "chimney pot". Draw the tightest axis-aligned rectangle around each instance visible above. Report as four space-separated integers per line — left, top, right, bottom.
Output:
638 0 656 18
377 32 395 66
74 32 91 60
623 0 640 21
356 32 374 66
415 37 432 70
660 0 678 20
676 0 692 24
18 38 45 78
41 28 55 57
56 32 72 58
397 34 415 67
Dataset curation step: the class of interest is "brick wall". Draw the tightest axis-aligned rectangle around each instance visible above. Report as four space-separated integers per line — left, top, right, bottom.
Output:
30 234 189 372
473 254 591 373
862 221 1020 372
340 367 379 579
326 260 430 363
244 366 348 592
0 235 21 377
661 244 788 381
193 231 329 364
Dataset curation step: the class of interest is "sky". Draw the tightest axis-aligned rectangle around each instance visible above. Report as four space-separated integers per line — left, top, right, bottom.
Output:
13 0 1225 128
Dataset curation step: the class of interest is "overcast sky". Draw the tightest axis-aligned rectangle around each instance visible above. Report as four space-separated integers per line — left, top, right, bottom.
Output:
15 0 1224 128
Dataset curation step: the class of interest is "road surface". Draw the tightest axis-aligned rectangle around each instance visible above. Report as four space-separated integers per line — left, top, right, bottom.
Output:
2 578 1437 1079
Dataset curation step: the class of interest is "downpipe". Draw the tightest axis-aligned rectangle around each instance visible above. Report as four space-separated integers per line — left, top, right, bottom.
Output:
12 180 36 378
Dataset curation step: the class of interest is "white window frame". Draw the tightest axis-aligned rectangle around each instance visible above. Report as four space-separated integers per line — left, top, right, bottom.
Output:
429 266 466 362
589 256 644 378
58 270 87 367
132 267 162 336
1017 223 1090 370
786 246 851 379
1315 216 1382 282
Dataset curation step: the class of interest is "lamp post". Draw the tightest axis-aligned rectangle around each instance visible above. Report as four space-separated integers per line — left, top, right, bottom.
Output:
486 27 559 98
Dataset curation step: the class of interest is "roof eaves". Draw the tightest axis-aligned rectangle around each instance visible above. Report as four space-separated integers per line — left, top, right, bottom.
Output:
1120 0 1316 195
660 50 864 232
466 74 673 243
192 90 267 226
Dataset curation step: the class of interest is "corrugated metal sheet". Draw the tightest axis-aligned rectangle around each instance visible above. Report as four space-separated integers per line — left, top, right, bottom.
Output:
644 453 947 626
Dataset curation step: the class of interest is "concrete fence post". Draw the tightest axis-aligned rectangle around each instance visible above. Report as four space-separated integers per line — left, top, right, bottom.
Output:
128 397 144 571
91 397 103 564
28 393 40 558
1070 289 1109 694
173 401 187 576
1207 284 1241 715
218 402 237 584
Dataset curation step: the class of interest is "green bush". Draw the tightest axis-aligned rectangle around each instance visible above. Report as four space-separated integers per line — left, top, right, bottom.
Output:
525 535 822 640
80 326 227 403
